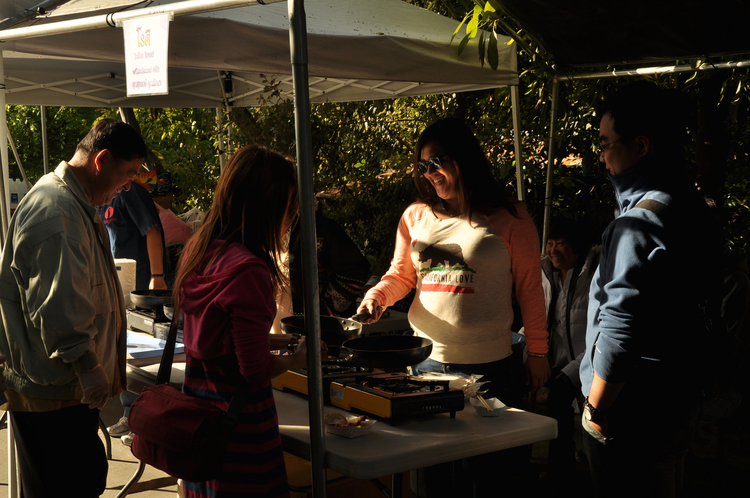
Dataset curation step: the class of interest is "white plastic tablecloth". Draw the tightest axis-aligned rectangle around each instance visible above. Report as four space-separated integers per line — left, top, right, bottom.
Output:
275 390 557 480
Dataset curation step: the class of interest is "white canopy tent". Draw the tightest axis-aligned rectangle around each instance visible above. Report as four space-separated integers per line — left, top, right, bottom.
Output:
1 0 517 106
0 1 521 496
0 0 523 229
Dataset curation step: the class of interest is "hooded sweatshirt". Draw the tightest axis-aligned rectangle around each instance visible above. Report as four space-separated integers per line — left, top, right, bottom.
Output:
179 240 276 389
580 159 717 404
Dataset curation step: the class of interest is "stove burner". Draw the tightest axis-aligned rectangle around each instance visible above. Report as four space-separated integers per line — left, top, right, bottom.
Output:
321 363 353 373
357 374 450 394
373 380 424 394
326 372 465 424
132 306 165 318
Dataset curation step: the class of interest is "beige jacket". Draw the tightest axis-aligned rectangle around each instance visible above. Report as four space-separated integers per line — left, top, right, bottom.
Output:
0 162 126 401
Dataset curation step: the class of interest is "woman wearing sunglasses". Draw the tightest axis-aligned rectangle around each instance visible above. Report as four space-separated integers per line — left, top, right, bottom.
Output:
357 117 549 495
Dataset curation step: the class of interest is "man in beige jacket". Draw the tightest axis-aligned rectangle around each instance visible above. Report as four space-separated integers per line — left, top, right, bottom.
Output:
0 119 147 497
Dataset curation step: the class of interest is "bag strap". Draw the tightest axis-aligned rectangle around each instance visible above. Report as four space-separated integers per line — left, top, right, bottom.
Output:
154 301 251 423
155 302 180 386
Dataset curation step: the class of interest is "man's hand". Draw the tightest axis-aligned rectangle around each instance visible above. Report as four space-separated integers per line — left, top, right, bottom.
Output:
588 418 610 438
77 364 110 410
525 355 551 394
0 353 8 393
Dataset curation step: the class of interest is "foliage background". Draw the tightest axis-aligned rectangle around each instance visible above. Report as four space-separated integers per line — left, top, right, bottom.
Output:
4 0 749 276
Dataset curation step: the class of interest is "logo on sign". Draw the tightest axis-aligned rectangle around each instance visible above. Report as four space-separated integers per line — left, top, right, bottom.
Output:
136 27 151 47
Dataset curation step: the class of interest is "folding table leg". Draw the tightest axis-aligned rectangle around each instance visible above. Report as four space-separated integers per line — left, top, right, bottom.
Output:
98 416 112 460
116 461 146 498
368 473 403 498
392 472 403 498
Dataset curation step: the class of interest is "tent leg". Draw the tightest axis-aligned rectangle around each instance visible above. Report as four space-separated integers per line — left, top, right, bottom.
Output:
6 129 31 188
542 78 560 254
1 50 10 245
41 106 49 175
510 85 526 203
8 413 20 498
289 1 327 498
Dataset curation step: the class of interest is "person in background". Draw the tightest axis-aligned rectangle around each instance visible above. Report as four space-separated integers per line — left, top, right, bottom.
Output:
0 119 146 498
99 180 173 290
539 217 600 484
174 145 327 498
98 179 173 445
357 117 550 496
287 201 370 318
580 82 721 498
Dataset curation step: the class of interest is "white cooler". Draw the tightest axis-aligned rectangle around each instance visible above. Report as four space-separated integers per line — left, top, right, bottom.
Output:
115 258 137 308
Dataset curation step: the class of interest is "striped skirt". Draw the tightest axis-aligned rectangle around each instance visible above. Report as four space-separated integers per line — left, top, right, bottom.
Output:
181 356 289 498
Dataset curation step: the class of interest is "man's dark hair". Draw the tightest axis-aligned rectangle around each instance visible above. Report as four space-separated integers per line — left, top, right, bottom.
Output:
548 217 593 257
75 119 148 162
596 81 691 154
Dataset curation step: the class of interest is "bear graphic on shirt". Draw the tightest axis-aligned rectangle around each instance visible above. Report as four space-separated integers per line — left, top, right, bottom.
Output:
418 243 467 269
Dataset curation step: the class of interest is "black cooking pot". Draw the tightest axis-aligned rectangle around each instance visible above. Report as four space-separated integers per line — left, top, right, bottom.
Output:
280 316 363 346
130 290 173 310
342 335 433 368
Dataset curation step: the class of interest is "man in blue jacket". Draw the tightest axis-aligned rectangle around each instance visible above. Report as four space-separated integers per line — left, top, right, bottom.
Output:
580 82 721 497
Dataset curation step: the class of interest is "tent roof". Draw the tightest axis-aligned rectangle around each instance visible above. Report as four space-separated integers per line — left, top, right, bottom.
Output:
497 0 750 67
0 0 518 107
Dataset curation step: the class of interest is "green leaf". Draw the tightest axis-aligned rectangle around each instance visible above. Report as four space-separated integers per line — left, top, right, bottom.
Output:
457 33 472 56
451 12 471 44
484 2 496 13
488 30 499 71
467 5 481 39
478 29 486 68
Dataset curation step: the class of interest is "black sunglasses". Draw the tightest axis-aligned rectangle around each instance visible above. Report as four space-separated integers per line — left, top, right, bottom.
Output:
417 155 449 174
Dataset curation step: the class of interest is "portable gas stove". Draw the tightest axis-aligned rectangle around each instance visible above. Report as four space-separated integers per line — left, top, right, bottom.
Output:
329 372 464 424
271 357 374 399
274 360 465 424
126 307 171 337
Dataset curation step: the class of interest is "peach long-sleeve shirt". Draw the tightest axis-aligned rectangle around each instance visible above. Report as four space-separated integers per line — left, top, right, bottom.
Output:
365 201 548 363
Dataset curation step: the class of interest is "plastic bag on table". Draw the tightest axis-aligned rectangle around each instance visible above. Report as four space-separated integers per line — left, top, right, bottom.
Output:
411 372 490 401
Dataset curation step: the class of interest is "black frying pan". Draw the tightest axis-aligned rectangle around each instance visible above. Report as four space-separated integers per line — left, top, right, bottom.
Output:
342 335 433 368
130 290 173 310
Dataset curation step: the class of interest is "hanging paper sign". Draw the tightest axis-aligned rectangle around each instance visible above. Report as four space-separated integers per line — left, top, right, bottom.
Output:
122 14 172 97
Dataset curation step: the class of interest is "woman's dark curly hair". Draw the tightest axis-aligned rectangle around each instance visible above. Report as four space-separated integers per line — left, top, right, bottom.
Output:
413 118 517 219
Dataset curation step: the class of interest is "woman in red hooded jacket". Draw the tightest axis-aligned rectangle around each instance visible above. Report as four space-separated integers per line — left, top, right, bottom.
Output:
173 145 325 498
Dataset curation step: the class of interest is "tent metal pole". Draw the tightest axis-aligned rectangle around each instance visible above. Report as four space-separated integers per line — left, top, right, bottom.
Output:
0 51 19 498
6 130 30 188
510 85 525 202
1 51 9 246
41 106 49 175
288 1 327 497
557 59 750 82
542 79 560 254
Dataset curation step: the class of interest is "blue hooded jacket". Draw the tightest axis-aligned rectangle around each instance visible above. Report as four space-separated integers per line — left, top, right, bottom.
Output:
580 158 718 405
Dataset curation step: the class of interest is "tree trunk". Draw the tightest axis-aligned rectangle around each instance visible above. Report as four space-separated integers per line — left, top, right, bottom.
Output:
695 72 730 209
118 107 164 172
229 106 259 144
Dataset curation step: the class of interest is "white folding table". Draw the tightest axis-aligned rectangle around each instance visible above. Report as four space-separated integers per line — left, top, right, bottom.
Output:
275 390 557 496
